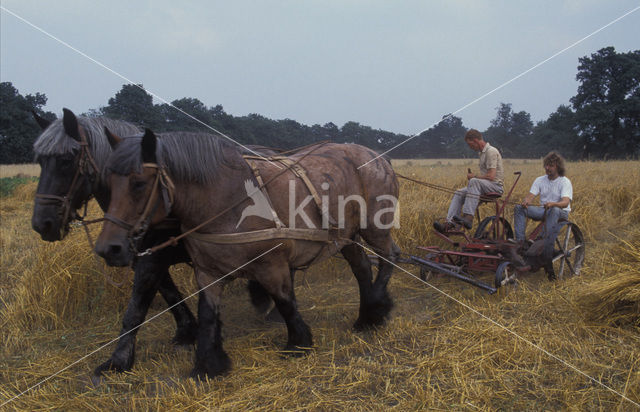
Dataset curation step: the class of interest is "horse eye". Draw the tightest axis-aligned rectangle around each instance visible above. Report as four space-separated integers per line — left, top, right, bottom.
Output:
130 180 146 192
58 157 74 171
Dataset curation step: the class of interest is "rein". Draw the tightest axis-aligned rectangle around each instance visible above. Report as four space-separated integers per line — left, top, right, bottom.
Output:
396 173 520 206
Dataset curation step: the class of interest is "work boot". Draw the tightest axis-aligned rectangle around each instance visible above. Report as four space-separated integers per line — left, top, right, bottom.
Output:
544 262 556 281
433 221 455 234
453 214 473 230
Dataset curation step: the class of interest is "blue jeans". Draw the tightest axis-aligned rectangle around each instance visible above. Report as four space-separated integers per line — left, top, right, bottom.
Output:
514 205 569 259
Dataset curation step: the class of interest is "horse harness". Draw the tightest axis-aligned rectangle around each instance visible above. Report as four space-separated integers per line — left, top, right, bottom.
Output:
131 142 351 258
103 162 177 252
34 126 100 237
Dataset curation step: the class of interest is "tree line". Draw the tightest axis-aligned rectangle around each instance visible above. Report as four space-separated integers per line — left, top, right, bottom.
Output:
1 47 638 164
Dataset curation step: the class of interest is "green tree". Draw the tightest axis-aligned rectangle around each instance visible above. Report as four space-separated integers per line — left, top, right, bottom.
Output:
571 47 640 159
0 82 56 164
484 103 533 157
405 115 468 158
101 84 161 129
530 105 580 159
158 97 217 132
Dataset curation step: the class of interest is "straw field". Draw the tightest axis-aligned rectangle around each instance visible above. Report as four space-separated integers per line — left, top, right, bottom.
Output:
1 160 639 410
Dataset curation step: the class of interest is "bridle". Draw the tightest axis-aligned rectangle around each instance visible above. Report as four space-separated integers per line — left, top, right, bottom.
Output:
34 127 100 237
103 162 175 253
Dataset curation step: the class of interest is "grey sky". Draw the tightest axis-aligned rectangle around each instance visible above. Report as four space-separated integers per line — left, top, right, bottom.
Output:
1 1 638 135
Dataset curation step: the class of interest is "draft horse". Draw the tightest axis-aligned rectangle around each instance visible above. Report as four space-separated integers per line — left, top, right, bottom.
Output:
95 129 400 379
30 109 275 380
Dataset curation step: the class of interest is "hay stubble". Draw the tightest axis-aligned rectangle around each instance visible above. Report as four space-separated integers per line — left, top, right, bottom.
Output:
1 160 639 410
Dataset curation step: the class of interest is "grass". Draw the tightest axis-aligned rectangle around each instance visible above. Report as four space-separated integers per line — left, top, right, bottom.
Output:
1 160 639 410
0 176 39 198
0 164 40 178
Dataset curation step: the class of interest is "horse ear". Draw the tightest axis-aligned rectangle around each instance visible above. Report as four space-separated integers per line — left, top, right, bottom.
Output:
104 127 122 149
62 108 81 141
141 128 157 163
32 111 52 130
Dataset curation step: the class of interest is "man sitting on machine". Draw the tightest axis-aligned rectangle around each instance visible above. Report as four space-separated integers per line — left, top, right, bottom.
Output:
434 129 504 233
513 151 573 280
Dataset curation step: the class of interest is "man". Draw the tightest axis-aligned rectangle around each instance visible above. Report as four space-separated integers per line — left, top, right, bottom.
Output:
434 129 504 233
513 151 572 279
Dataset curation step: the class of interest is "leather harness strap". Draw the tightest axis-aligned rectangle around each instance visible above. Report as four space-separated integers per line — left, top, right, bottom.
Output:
242 154 337 227
244 158 284 229
187 227 342 244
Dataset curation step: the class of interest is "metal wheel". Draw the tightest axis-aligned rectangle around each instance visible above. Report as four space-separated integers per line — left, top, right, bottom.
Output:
495 261 517 288
474 216 514 241
552 222 585 280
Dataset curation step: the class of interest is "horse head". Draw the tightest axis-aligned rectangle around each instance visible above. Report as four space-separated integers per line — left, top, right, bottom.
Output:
32 108 99 241
96 128 172 266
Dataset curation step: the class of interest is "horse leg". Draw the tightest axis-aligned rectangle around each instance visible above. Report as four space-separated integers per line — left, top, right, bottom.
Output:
261 268 312 354
190 272 230 380
341 242 392 330
157 272 198 345
92 258 167 381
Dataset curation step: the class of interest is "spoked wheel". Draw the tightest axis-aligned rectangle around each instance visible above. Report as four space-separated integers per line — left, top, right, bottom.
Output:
495 261 517 289
552 222 585 280
475 216 514 241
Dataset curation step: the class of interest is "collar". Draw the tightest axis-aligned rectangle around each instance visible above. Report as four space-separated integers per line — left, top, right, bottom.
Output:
480 142 491 154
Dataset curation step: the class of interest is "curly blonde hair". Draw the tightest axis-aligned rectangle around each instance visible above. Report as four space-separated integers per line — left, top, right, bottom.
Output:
543 151 566 176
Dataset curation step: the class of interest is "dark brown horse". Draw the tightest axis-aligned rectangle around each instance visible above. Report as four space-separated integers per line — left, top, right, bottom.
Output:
30 109 276 381
95 129 400 379
30 109 198 381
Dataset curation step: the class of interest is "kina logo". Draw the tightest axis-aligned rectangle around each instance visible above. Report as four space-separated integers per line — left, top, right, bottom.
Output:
235 180 275 228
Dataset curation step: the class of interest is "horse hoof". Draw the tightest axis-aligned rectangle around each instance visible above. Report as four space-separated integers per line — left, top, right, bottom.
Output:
189 353 231 380
353 319 368 331
90 374 105 387
93 357 131 378
189 368 209 382
171 330 197 346
353 316 385 331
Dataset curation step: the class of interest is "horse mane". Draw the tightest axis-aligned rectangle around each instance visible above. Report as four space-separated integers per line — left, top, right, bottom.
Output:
107 132 241 184
33 116 141 171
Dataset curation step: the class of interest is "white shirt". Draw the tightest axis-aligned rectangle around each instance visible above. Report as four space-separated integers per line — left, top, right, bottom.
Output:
529 175 573 212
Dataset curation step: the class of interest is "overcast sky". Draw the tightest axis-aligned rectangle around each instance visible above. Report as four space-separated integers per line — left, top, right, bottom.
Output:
1 1 638 135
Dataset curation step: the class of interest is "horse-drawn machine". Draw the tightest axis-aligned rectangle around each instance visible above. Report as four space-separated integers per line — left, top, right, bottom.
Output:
401 171 585 294
30 109 586 381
